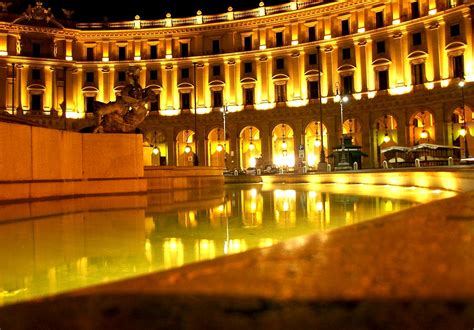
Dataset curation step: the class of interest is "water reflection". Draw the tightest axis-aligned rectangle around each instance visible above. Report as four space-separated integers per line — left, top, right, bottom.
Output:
0 184 456 305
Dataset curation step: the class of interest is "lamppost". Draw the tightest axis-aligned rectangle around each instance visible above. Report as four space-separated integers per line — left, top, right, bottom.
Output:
192 62 199 166
221 104 228 170
459 76 469 159
334 83 351 170
316 45 327 171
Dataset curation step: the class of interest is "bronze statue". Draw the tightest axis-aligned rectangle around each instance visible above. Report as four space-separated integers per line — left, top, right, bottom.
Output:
91 67 156 133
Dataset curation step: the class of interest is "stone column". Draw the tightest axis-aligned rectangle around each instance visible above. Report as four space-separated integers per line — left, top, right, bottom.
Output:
224 59 237 105
16 64 23 115
50 66 57 116
260 123 271 166
0 65 6 110
167 130 176 166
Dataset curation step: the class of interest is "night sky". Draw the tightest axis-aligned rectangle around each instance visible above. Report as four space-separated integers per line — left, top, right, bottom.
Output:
10 0 291 22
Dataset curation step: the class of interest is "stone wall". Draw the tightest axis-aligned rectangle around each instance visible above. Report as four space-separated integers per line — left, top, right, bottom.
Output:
0 122 146 202
145 166 224 191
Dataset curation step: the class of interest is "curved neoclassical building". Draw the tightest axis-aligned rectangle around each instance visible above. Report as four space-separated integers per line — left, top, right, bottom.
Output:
0 0 473 169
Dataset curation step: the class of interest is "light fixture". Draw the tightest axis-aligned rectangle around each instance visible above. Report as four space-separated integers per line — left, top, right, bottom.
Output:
420 129 428 139
314 139 321 147
342 95 349 103
281 124 287 150
281 140 288 150
216 144 223 152
249 142 255 151
184 145 192 153
459 80 465 88
383 133 391 143
460 126 467 137
153 147 159 155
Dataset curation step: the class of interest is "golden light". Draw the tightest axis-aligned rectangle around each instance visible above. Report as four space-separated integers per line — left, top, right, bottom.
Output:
342 95 349 103
420 130 428 139
383 133 391 143
184 145 192 153
459 80 465 88
281 140 288 150
314 139 321 147
249 157 257 167
248 142 255 151
334 94 341 103
216 144 223 152
152 147 159 155
460 127 467 137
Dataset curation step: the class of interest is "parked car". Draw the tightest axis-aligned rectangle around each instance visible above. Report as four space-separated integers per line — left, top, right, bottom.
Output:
262 164 279 174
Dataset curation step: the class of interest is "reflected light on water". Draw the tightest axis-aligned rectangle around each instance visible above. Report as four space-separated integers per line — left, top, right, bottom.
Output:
0 183 456 306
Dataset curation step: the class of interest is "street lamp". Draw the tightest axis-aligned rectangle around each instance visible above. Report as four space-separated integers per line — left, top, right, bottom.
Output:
334 83 351 170
221 104 228 169
459 76 469 159
316 45 327 171
192 62 199 166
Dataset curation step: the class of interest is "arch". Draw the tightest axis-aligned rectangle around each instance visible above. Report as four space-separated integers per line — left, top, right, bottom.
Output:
240 77 257 84
374 114 398 146
445 41 466 52
142 128 168 166
342 117 362 146
304 121 328 168
450 103 474 156
239 126 261 169
408 110 435 145
81 86 99 93
27 83 46 92
177 82 194 89
272 73 289 81
176 129 196 166
304 69 321 77
208 80 225 87
272 123 295 169
372 57 391 66
145 83 162 91
207 127 228 167
337 64 356 72
407 50 428 60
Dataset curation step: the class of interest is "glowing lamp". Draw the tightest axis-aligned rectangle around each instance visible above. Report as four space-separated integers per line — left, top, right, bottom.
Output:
249 142 255 151
216 144 223 152
314 139 321 147
281 140 287 150
184 145 192 153
460 127 467 137
342 95 349 103
152 147 159 155
459 80 465 88
383 133 390 143
420 130 428 139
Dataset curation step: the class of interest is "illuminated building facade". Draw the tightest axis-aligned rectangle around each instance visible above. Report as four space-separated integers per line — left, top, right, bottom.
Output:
0 0 473 169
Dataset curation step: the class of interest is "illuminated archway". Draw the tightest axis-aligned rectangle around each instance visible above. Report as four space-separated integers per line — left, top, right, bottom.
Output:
375 114 398 146
272 124 295 169
304 121 328 168
143 129 168 166
176 129 195 166
240 126 260 169
409 111 435 145
451 104 473 157
207 127 228 167
343 118 362 146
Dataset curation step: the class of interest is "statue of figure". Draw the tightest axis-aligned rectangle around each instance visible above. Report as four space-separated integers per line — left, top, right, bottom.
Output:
91 67 156 133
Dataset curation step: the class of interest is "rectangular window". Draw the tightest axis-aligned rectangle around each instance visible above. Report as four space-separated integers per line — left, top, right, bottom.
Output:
452 55 464 78
309 53 317 65
32 69 41 80
378 70 389 90
342 75 353 95
212 40 220 54
212 65 220 76
244 62 252 74
180 43 189 57
276 31 283 47
86 72 94 83
86 47 94 61
308 26 316 42
375 11 384 28
450 24 461 37
411 1 420 19
244 88 254 105
118 71 126 82
342 47 351 60
412 32 422 46
276 58 285 70
275 84 287 103
118 46 126 60
181 68 189 79
150 69 158 81
85 96 95 113
31 94 42 111
412 63 424 85
376 41 386 54
244 36 252 51
181 93 190 109
213 90 223 108
341 19 350 36
150 45 158 59
32 43 41 57
308 81 319 99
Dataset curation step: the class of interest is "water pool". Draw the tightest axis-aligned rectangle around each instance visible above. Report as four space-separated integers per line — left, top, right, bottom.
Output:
0 183 456 305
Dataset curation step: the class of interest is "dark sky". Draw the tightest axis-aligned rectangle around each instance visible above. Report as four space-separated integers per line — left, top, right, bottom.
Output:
11 0 291 22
